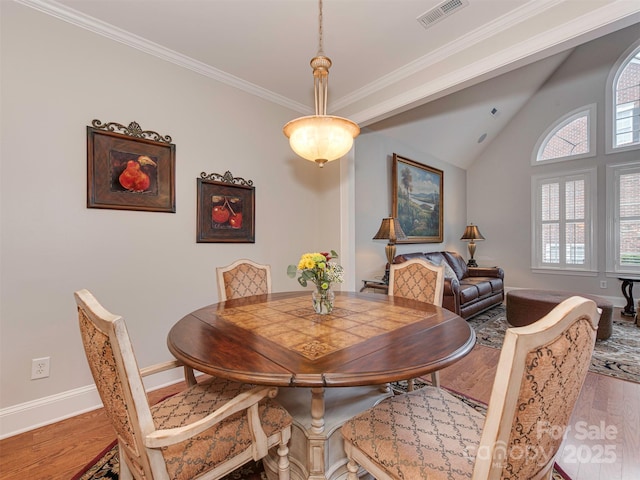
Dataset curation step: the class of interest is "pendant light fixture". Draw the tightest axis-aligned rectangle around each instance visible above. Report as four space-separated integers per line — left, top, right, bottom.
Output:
283 0 360 167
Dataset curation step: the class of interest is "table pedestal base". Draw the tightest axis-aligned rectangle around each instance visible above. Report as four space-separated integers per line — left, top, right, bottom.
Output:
263 385 392 480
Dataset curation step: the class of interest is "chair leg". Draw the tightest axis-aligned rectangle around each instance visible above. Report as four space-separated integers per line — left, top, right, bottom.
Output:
345 458 360 480
407 378 415 391
431 371 440 388
277 430 291 480
118 442 133 480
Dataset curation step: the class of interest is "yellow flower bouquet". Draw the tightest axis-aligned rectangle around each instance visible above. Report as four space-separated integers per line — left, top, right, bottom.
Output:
287 250 344 314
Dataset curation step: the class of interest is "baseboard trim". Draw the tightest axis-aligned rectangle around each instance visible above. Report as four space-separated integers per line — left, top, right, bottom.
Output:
0 370 187 439
0 384 102 440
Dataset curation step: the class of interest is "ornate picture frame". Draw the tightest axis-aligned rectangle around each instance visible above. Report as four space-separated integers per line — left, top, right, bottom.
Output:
392 153 443 243
197 171 255 243
86 119 176 212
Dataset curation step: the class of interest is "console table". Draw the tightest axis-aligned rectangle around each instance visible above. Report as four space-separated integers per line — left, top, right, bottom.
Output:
619 277 640 320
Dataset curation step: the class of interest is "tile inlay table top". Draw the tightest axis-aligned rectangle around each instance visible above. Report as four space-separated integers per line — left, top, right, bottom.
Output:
168 291 476 480
168 291 476 388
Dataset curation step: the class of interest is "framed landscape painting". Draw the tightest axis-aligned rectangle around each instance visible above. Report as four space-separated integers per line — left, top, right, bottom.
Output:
392 153 443 243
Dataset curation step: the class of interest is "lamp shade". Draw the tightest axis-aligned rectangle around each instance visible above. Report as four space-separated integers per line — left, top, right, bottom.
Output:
283 115 360 167
460 224 485 241
373 217 407 243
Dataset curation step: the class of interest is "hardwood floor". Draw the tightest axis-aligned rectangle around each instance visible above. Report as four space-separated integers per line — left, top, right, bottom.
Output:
441 345 640 480
0 344 638 479
0 386 187 480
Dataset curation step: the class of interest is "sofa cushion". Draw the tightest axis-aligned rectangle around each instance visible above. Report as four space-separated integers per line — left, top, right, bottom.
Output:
459 284 480 303
460 277 503 303
442 251 469 280
413 252 459 280
395 252 454 277
487 277 503 292
424 257 457 279
466 279 492 297
439 260 457 280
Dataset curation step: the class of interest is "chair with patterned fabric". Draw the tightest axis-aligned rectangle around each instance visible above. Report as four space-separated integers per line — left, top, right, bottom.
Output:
341 296 599 480
217 259 272 301
75 289 292 480
388 258 445 388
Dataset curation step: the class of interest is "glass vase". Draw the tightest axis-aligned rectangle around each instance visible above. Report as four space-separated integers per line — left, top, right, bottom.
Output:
312 287 335 315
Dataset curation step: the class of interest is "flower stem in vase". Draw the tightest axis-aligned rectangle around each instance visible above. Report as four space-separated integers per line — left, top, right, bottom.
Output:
312 287 335 315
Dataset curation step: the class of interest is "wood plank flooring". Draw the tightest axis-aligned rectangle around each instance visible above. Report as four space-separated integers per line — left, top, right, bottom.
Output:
442 345 640 480
0 344 638 479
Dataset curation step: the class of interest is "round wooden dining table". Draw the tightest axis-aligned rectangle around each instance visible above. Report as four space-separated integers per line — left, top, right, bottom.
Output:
168 291 475 480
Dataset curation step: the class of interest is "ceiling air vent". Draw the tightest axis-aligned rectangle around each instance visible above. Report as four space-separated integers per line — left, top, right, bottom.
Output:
417 0 469 29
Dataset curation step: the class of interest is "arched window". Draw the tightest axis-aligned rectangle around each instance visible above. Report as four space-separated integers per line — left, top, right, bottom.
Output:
606 41 640 152
532 104 596 165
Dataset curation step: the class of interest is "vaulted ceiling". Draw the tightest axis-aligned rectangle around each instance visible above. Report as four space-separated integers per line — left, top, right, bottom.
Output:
21 0 640 167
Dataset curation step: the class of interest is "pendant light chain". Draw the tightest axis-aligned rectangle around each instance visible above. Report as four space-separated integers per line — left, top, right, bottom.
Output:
318 0 324 55
313 0 329 116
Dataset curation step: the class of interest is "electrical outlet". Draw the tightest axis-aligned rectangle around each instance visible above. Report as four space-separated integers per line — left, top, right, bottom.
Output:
600 280 607 289
31 357 50 379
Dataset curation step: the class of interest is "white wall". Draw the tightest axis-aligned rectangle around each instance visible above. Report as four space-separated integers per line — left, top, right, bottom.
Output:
354 131 469 283
0 2 341 436
467 24 640 298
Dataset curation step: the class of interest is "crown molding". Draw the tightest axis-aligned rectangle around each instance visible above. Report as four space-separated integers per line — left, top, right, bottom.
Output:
15 0 311 114
15 0 640 128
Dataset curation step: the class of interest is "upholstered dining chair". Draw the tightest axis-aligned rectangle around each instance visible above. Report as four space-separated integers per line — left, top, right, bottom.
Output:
388 258 445 389
75 289 292 480
216 258 272 301
341 296 600 480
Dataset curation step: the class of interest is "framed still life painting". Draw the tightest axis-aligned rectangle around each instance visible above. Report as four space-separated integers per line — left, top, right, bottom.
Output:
197 171 255 243
392 153 443 243
86 119 176 212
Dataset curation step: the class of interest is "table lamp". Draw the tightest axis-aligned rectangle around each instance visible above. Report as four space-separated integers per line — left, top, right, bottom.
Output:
460 223 485 267
373 217 407 284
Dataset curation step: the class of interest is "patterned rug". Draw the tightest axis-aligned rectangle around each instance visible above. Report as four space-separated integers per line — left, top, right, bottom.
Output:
468 304 640 384
72 443 267 480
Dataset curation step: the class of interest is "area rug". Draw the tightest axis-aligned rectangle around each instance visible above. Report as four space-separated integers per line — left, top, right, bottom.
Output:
72 442 266 480
468 304 640 383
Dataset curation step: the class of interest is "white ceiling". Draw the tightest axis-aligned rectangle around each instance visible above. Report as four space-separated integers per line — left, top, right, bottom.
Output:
19 0 640 167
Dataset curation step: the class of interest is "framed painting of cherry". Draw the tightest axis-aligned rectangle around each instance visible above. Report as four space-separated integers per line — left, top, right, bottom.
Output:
86 119 176 212
196 171 255 243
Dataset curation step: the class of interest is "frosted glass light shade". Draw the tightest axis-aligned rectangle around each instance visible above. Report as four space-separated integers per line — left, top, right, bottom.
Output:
283 115 360 167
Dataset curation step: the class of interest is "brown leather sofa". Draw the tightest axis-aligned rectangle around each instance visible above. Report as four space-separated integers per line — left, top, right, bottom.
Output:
393 251 504 319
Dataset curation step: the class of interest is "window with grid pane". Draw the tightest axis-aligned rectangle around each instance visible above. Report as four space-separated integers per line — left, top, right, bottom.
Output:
533 169 596 272
613 49 640 149
533 105 596 165
539 115 588 161
607 162 640 274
